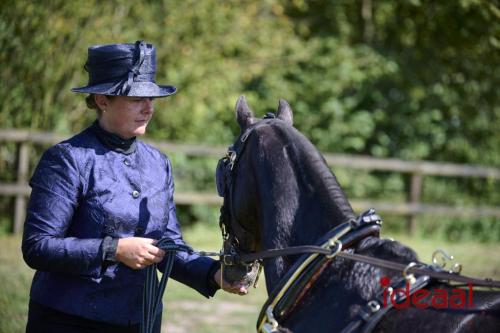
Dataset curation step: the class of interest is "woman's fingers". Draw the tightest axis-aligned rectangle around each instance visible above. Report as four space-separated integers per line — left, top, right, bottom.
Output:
213 268 249 295
147 245 165 260
227 282 248 295
224 283 248 295
142 248 164 264
116 237 166 269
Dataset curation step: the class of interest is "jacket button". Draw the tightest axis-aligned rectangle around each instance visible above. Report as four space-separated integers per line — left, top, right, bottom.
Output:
132 190 140 198
124 159 130 166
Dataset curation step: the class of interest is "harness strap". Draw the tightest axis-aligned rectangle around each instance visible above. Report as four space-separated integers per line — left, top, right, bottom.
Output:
140 239 193 333
257 221 356 332
336 252 500 288
235 224 381 264
340 275 431 333
233 245 500 289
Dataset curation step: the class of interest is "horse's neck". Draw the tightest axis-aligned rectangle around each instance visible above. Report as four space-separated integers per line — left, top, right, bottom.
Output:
257 143 355 247
254 141 356 289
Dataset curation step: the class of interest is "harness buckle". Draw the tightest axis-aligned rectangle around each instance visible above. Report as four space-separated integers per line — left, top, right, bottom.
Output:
261 306 280 333
354 208 383 228
221 254 239 266
225 149 237 170
367 300 381 313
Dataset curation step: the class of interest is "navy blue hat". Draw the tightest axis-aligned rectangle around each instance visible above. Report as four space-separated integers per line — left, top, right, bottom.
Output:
72 40 176 98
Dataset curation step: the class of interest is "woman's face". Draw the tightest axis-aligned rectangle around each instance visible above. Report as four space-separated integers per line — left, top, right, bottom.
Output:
96 95 155 139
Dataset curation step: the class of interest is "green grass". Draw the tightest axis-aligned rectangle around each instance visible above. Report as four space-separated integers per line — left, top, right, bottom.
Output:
1 223 499 333
0 236 33 333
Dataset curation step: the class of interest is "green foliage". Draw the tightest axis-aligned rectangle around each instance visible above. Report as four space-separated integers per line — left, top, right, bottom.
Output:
416 215 500 243
0 0 498 240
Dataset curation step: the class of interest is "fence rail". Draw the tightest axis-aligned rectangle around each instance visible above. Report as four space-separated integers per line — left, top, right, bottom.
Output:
1 129 499 234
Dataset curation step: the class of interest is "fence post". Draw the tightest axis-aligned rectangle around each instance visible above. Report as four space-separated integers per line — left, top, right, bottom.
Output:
13 142 29 234
406 172 422 236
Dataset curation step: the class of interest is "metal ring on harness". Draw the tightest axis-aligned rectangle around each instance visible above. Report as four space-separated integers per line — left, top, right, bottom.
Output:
402 262 418 284
432 248 462 274
326 239 342 259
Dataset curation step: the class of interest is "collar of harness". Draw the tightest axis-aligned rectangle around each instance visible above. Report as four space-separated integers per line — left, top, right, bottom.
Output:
256 209 382 333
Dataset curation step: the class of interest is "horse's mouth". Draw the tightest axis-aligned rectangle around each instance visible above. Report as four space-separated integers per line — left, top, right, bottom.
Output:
223 262 261 288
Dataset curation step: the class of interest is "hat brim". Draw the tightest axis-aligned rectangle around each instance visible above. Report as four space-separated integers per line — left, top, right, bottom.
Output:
71 81 176 98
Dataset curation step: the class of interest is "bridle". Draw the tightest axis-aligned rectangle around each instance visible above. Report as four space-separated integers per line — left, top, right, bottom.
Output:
215 115 279 288
214 114 500 333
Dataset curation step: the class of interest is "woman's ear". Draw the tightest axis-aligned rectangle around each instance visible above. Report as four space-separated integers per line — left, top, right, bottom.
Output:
94 94 109 112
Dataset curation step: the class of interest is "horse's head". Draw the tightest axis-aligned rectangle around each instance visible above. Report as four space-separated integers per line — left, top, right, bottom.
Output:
216 96 355 287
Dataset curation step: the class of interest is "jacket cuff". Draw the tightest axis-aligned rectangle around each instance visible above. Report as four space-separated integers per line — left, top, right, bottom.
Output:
207 261 221 294
102 236 118 262
170 254 218 298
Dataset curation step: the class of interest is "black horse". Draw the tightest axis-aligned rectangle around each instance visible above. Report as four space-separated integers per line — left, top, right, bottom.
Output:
218 96 500 333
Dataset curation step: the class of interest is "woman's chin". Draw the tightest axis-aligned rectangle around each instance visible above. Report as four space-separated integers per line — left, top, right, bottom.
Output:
132 125 148 137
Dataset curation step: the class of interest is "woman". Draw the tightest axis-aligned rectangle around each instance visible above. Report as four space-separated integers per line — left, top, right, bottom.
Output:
22 40 246 333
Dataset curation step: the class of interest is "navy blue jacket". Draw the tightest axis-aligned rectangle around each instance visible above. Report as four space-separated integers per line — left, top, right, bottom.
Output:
22 124 217 325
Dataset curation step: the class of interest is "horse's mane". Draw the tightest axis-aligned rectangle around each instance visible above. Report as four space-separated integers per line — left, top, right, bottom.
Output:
254 120 356 227
344 237 419 299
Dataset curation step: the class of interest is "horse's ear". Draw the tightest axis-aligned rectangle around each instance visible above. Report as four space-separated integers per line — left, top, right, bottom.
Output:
277 99 293 126
235 95 254 130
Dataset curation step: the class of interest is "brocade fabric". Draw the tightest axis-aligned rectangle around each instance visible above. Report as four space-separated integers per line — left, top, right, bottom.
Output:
22 124 217 325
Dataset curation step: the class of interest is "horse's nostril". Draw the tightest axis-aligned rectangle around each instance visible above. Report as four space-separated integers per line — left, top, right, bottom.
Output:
223 263 261 288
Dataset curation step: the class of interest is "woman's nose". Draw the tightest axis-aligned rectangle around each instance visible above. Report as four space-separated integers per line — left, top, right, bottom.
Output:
143 98 154 113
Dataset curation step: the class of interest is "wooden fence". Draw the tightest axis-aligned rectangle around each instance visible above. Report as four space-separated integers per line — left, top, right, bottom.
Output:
1 129 500 235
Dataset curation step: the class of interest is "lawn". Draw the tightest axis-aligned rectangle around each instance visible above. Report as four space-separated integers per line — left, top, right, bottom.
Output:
1 222 499 333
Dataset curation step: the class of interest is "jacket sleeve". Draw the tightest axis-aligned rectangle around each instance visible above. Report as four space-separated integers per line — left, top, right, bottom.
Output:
22 144 105 279
159 157 219 298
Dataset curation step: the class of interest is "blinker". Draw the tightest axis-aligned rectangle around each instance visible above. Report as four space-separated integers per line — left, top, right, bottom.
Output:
215 148 236 197
216 158 228 197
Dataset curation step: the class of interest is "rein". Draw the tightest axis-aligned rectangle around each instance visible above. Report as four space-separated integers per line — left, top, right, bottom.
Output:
223 244 500 289
141 239 193 333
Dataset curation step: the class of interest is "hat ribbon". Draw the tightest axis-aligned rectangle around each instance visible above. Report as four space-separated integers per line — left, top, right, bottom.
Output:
110 40 148 95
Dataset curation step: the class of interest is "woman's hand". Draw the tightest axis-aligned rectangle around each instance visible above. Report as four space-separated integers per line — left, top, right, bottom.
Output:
213 268 249 295
115 237 165 270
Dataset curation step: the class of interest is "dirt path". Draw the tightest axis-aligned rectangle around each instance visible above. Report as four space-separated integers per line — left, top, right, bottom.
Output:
163 299 258 333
